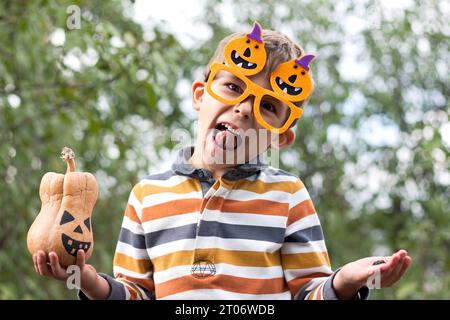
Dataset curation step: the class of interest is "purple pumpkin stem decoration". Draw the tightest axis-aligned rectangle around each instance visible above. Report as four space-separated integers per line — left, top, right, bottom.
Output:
295 55 316 71
246 22 263 43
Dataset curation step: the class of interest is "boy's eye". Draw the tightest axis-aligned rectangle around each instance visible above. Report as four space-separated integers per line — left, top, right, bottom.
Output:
261 101 276 114
226 83 243 93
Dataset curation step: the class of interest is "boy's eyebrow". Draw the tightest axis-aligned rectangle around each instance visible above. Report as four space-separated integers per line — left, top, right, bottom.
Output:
215 71 246 83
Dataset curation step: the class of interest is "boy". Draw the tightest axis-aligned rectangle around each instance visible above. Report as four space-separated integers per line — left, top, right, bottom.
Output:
33 22 411 300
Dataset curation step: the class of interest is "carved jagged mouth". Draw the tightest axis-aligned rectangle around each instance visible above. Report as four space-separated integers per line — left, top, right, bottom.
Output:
62 233 91 256
275 77 303 96
231 50 257 69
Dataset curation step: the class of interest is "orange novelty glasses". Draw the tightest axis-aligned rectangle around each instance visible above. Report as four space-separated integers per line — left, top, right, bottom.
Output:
205 62 303 134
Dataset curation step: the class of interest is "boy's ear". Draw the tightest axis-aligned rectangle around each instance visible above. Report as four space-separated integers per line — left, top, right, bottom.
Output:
192 80 205 112
269 128 296 150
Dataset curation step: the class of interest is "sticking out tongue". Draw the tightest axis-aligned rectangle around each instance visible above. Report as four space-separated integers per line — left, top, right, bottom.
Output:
214 130 238 150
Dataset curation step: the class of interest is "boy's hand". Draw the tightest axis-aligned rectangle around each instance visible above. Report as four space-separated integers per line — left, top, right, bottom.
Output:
332 249 412 300
32 250 110 299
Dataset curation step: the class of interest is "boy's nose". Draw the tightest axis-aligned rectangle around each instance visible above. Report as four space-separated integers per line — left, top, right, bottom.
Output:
233 97 253 120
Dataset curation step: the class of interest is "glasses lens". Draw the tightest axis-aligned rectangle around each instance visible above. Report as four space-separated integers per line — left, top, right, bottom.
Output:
258 94 292 129
210 70 248 103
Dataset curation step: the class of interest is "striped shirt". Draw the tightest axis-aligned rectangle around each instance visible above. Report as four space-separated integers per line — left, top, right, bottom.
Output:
80 146 368 300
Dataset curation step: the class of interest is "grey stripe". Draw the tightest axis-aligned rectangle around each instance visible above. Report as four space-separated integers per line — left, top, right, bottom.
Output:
142 170 176 181
146 223 197 248
284 225 324 243
198 220 285 244
118 227 146 249
270 168 298 177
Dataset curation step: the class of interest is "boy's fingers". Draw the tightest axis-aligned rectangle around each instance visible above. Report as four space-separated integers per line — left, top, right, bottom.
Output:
76 250 86 269
36 251 52 276
49 252 67 279
32 254 39 274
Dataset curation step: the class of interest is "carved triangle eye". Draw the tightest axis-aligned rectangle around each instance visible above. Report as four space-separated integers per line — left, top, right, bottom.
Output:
60 210 75 225
73 225 83 234
84 218 91 232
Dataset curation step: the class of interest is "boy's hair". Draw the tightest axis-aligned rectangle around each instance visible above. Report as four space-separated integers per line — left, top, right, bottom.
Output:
203 29 314 129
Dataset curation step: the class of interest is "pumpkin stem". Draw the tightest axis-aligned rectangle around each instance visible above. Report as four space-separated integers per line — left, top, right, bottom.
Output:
60 147 76 173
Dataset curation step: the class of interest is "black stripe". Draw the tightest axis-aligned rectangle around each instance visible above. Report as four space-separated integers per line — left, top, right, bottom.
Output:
198 220 285 244
118 227 146 249
145 223 197 248
284 225 324 243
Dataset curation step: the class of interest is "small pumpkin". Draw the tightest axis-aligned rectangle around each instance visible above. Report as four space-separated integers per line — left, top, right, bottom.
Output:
223 21 267 76
27 147 98 267
269 54 315 102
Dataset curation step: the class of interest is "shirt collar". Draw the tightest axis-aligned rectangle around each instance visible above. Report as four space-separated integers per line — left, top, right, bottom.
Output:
172 146 267 182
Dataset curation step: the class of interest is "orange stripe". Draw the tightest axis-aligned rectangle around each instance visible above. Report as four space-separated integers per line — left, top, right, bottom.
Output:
287 273 329 298
228 179 303 194
141 198 201 221
116 274 155 293
206 198 288 216
114 252 153 274
124 203 141 223
156 274 288 298
317 283 323 300
287 199 316 226
142 179 201 195
152 249 281 272
282 251 331 269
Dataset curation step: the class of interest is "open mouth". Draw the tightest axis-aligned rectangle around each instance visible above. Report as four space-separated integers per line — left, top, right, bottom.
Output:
231 50 257 69
275 77 302 95
62 233 91 256
213 122 243 151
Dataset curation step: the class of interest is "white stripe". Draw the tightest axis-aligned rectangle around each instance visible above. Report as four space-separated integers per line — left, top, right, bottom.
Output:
124 287 131 300
121 216 145 235
256 167 300 183
115 241 149 259
283 265 333 282
139 175 189 187
201 209 287 228
142 191 201 208
281 240 328 254
160 289 292 300
289 188 310 209
148 236 283 259
148 238 197 259
113 265 152 279
154 263 284 284
142 212 199 233
216 189 290 203
194 236 282 253
301 276 329 292
128 190 143 219
285 214 320 237
319 282 325 300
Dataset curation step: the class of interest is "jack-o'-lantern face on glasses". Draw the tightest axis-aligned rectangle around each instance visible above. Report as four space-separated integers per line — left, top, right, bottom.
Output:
223 22 266 76
270 55 315 102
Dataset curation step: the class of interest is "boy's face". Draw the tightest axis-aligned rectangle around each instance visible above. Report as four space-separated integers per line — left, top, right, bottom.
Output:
191 69 296 167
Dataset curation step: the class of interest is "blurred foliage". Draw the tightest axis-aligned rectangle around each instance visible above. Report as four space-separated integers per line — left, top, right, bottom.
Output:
0 0 449 299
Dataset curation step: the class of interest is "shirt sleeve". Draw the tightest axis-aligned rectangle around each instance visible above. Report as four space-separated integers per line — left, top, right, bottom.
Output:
79 182 155 300
281 179 369 300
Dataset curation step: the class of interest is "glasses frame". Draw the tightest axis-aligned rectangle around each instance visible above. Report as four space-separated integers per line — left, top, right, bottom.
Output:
205 62 303 134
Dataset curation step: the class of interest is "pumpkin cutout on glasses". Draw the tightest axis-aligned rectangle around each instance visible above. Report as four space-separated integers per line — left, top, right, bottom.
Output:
223 21 267 76
270 54 315 102
27 147 98 267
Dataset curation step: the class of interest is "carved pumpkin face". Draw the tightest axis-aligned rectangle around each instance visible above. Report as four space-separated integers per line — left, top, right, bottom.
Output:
60 210 92 256
223 22 266 76
270 55 315 102
27 148 98 267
